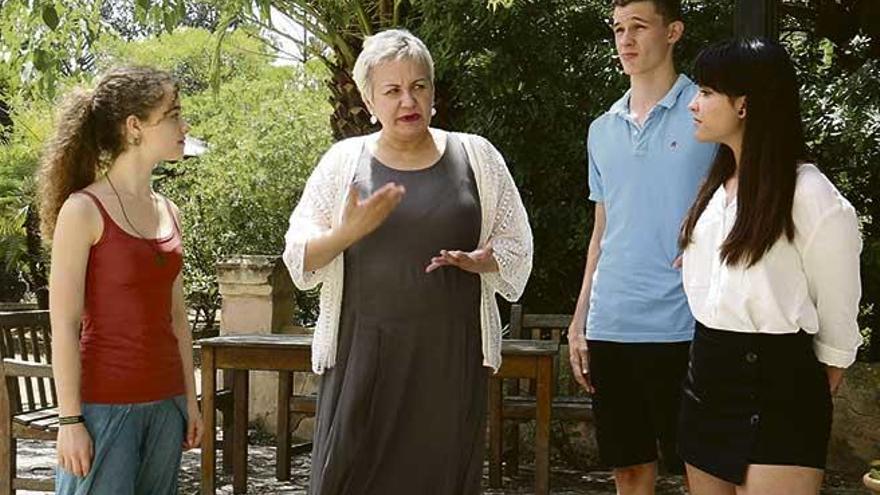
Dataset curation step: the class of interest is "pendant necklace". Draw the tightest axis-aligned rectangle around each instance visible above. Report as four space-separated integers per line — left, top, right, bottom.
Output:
105 172 167 266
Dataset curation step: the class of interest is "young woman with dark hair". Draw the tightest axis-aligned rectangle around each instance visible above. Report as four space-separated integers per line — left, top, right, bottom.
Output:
678 38 863 494
39 66 202 494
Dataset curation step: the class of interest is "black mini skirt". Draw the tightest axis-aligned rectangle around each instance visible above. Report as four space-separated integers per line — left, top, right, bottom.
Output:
677 322 832 485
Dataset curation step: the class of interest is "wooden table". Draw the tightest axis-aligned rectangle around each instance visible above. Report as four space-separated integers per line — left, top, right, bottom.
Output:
198 334 558 495
488 339 559 495
199 334 312 494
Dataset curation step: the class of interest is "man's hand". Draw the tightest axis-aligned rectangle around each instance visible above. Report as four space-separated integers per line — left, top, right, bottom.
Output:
567 326 594 394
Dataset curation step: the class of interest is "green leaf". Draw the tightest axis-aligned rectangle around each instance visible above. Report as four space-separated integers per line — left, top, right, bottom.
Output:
32 49 50 71
163 10 175 33
41 4 59 31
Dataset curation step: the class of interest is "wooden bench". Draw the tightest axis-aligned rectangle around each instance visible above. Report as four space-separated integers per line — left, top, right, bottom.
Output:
487 304 593 480
0 311 233 495
0 310 58 494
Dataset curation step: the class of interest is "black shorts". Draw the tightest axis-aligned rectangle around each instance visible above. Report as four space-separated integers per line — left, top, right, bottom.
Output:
587 339 690 473
677 322 832 485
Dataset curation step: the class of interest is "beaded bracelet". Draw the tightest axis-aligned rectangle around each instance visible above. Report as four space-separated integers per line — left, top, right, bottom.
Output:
58 415 85 426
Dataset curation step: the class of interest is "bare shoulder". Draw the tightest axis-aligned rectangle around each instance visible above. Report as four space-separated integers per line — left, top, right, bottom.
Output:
55 192 102 244
59 192 100 224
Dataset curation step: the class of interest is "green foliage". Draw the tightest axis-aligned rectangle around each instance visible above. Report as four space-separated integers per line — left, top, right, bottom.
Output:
0 1 220 99
95 27 269 93
0 0 104 98
0 95 53 301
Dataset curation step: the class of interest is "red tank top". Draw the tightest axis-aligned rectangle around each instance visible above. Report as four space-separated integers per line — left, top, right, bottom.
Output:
79 190 185 404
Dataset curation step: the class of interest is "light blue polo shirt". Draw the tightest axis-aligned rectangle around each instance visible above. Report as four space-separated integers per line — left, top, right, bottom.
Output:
586 74 717 343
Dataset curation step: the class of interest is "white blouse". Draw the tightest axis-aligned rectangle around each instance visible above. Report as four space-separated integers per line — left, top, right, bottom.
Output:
682 164 863 368
282 131 533 374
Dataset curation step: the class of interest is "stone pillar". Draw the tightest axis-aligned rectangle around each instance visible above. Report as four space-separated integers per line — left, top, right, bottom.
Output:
216 255 296 432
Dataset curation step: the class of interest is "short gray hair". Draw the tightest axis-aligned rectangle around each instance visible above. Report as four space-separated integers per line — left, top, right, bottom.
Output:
352 29 435 105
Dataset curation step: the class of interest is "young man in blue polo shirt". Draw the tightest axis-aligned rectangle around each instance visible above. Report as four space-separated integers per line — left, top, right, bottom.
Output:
567 0 717 493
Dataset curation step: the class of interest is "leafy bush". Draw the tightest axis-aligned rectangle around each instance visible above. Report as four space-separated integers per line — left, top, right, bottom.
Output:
0 95 54 303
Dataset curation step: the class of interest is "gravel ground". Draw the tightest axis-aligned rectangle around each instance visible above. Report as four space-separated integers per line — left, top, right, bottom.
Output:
15 437 868 494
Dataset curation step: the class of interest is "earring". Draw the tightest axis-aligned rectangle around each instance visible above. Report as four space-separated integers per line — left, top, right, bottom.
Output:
430 107 437 117
129 136 141 146
98 149 112 168
369 114 378 125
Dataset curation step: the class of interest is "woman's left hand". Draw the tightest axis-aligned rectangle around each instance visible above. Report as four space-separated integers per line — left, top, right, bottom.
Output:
826 366 845 395
426 245 498 274
184 401 204 450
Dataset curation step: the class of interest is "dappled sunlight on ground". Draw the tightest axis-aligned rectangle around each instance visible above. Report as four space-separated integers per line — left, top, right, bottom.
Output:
14 437 866 494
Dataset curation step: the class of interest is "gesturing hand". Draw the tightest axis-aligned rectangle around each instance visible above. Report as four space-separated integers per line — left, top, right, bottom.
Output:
425 245 498 274
339 182 406 244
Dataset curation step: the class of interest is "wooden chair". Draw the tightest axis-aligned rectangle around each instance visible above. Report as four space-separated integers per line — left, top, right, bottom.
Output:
488 304 593 478
0 310 58 494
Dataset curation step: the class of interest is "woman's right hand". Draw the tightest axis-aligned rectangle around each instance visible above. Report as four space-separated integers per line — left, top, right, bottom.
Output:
338 182 405 244
57 423 94 477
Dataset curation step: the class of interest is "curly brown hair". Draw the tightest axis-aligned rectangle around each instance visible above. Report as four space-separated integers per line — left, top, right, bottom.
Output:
37 66 178 240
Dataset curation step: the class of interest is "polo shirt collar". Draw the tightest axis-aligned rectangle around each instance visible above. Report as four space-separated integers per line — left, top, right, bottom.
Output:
608 74 693 117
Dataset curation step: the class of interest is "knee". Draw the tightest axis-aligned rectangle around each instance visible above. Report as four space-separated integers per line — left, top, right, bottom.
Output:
614 462 656 489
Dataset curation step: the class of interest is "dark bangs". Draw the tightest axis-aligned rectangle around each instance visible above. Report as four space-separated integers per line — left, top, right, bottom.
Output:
692 39 759 97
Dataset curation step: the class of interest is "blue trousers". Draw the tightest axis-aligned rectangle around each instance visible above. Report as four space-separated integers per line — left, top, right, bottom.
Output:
56 395 187 495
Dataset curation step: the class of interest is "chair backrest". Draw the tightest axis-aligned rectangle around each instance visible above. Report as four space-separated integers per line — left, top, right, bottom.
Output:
508 304 580 397
0 310 57 413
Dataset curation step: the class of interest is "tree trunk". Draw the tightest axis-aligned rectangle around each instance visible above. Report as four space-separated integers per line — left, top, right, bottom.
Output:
326 61 378 140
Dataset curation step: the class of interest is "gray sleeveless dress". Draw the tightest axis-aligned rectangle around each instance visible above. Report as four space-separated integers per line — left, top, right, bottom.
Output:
309 135 488 495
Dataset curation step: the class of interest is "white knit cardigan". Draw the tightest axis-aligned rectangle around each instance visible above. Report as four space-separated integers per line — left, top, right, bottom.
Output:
282 131 534 374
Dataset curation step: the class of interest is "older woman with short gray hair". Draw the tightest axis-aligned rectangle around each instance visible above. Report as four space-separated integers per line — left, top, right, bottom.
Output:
283 29 533 495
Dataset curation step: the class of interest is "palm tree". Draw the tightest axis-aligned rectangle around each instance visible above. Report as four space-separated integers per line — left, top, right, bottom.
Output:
0 177 46 307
